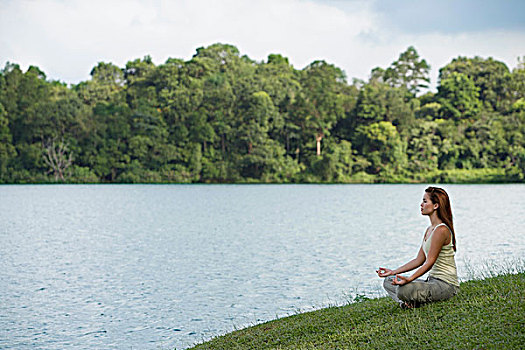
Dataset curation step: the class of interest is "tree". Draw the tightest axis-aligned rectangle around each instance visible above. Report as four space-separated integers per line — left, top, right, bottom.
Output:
75 62 124 106
437 72 481 120
511 57 525 102
256 54 301 156
406 120 441 173
439 56 512 112
234 91 279 179
311 140 354 182
351 81 417 135
2 64 50 145
383 46 431 95
124 56 157 109
42 138 73 181
85 102 131 181
0 103 16 178
354 121 407 174
294 60 346 160
353 82 388 126
128 106 171 171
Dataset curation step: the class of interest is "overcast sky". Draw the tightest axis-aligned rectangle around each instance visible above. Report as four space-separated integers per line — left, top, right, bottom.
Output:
1 0 524 90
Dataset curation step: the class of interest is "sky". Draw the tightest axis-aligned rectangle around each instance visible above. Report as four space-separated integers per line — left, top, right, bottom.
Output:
1 0 525 90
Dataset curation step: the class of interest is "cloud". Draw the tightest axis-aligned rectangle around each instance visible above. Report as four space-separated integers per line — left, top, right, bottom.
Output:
0 0 377 82
0 0 524 90
371 0 525 34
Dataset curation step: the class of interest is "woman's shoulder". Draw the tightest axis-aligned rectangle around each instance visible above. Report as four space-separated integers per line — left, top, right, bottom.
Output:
435 223 451 233
433 224 452 241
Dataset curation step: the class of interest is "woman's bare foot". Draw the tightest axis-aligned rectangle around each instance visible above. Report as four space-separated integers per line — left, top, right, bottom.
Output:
399 301 417 309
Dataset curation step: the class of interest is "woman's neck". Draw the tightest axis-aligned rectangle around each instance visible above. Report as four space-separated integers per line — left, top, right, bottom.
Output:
429 212 442 227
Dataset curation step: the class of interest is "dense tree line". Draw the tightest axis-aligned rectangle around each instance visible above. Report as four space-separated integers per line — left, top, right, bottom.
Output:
0 44 524 183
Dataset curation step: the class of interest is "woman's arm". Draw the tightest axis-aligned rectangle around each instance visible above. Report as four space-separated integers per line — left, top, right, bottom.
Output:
392 226 449 284
377 247 426 277
393 247 426 274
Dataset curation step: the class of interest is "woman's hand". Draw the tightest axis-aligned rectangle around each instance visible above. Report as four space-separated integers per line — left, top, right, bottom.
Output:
391 274 411 286
376 267 393 277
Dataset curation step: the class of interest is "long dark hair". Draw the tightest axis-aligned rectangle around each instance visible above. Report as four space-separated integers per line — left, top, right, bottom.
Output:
425 186 456 251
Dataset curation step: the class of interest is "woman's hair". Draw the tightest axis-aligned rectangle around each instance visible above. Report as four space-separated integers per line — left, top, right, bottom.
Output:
425 186 456 251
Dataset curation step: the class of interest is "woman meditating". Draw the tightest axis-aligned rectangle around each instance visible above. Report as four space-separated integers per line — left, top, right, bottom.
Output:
376 186 459 308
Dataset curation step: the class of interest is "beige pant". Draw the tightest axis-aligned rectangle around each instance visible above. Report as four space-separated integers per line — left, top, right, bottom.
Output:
383 275 459 305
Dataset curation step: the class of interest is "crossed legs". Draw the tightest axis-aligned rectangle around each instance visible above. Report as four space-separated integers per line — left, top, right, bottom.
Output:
383 276 459 307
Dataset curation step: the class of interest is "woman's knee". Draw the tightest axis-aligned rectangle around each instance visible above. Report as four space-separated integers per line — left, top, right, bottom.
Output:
383 276 396 292
397 284 413 301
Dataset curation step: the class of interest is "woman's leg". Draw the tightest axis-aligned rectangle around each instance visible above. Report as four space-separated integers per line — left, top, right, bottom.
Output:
383 276 401 303
397 277 458 305
383 276 429 305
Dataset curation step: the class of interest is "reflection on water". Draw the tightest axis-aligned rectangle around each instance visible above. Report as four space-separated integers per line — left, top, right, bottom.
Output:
0 184 523 349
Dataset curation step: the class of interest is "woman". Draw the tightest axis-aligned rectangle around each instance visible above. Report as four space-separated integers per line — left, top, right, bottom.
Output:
376 186 459 308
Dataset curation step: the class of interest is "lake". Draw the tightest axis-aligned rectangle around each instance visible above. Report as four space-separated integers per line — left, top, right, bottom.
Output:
0 184 523 349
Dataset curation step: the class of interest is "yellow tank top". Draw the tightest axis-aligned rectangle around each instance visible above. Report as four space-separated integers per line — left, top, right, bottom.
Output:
422 223 459 287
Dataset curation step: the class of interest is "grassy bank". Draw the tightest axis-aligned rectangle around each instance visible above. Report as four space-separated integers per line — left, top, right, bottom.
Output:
190 272 524 349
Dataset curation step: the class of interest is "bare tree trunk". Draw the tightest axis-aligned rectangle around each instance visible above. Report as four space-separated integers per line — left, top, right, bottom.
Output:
42 138 73 181
316 132 324 156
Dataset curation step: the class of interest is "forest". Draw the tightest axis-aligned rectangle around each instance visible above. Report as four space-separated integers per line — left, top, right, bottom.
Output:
0 44 524 183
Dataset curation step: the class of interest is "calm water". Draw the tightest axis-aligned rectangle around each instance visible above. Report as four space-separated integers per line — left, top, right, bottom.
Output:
0 184 523 349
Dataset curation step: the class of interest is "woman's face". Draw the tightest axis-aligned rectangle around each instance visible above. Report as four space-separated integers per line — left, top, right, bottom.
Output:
420 192 437 216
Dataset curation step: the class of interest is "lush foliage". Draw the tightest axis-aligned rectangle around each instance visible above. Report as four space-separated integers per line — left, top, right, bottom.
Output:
1 45 524 183
190 272 525 349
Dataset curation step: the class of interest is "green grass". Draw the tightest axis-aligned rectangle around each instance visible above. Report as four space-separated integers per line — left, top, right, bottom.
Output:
189 272 525 349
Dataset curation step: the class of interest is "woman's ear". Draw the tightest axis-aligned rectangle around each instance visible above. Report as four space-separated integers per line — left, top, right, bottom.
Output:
434 203 439 210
